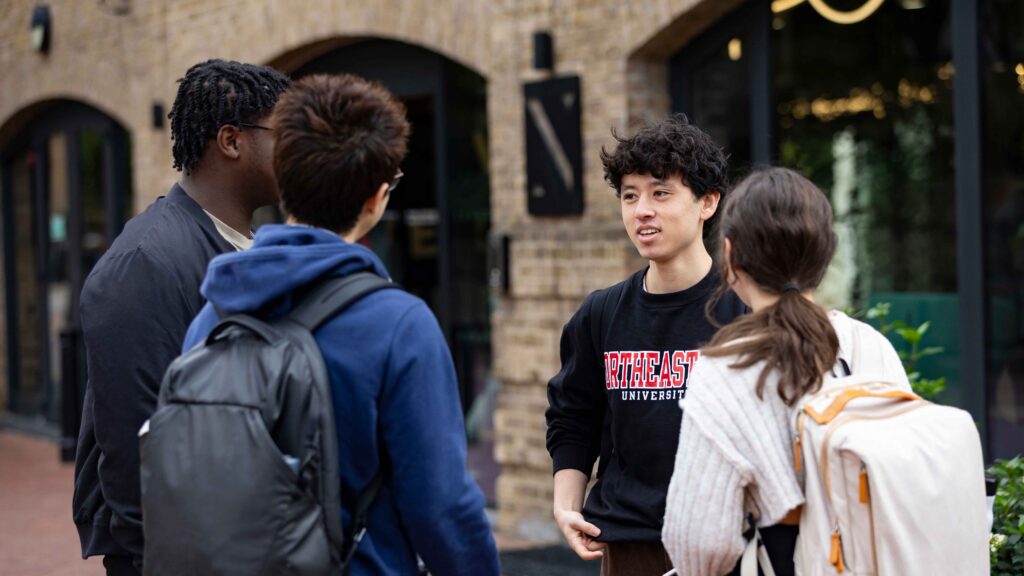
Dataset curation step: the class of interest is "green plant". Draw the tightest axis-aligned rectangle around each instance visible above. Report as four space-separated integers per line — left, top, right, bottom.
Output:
989 456 1024 575
859 302 946 401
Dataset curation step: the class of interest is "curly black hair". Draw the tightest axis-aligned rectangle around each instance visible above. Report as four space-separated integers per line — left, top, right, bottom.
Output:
168 59 291 174
600 113 729 201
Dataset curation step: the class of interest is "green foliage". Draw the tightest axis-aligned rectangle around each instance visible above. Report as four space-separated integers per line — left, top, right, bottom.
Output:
859 302 946 401
989 457 1024 575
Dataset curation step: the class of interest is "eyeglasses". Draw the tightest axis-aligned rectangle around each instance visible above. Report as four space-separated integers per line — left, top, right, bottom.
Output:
236 122 272 131
386 170 404 194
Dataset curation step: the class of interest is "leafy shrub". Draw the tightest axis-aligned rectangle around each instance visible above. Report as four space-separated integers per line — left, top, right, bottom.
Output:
858 302 946 401
989 456 1024 575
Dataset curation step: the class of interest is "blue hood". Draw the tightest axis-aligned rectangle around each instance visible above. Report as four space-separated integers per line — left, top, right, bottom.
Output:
200 224 390 315
186 224 501 576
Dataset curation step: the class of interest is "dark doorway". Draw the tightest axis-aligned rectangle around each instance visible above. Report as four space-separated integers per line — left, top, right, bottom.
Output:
1 101 131 455
365 95 441 310
289 39 497 501
670 0 772 179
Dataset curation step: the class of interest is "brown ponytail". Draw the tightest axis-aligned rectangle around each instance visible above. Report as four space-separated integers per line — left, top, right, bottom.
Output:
703 168 839 406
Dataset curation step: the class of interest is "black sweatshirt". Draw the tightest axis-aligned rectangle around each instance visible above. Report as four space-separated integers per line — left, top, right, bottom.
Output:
546 266 747 542
73 185 233 565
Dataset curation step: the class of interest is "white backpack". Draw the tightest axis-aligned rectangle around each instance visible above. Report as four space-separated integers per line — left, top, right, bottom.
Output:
781 374 990 575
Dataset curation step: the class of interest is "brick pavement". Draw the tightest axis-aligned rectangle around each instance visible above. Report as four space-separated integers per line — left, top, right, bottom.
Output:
0 430 568 575
0 431 103 576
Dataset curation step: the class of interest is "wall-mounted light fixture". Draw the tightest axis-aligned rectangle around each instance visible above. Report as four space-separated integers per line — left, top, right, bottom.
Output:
152 102 165 130
30 4 51 54
533 31 554 71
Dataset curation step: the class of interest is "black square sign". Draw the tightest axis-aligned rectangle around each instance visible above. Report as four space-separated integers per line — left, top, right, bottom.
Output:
524 76 583 215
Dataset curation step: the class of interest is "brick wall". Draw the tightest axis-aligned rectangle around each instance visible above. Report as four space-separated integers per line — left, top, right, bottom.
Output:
0 0 734 540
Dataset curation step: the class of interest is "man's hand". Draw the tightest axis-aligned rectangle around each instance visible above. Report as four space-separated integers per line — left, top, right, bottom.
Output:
554 508 606 560
552 469 606 561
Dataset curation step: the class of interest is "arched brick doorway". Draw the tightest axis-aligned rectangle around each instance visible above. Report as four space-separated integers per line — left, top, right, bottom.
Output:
0 100 131 458
281 39 497 500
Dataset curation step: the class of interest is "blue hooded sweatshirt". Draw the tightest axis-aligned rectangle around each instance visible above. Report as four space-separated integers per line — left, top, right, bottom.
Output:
183 224 500 576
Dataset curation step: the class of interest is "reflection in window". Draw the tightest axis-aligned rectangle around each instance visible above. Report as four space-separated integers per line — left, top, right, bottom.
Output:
81 130 108 271
690 37 752 177
982 0 1024 459
669 4 755 182
773 0 962 401
45 133 70 420
10 152 42 415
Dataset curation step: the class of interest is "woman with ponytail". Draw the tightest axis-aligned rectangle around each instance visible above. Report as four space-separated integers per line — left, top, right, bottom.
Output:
661 168 910 575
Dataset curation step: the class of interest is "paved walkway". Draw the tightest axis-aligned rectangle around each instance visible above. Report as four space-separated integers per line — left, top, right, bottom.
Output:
0 432 103 576
0 430 592 576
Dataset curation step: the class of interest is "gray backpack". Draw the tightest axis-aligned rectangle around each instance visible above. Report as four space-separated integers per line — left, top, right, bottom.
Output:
140 272 394 576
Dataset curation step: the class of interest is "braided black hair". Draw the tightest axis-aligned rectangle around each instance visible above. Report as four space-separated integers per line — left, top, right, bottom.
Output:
168 59 291 174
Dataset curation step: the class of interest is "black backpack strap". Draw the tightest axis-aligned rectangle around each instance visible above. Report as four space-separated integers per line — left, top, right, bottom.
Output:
588 280 626 355
206 314 278 345
341 471 386 575
830 357 852 378
288 272 396 332
287 271 395 573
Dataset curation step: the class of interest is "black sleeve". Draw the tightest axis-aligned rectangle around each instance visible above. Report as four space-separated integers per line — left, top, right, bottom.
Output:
79 248 199 561
545 292 608 476
713 288 751 324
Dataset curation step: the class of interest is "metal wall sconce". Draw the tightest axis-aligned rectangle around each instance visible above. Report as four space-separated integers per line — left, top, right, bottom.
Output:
152 102 165 130
533 31 554 71
30 4 51 54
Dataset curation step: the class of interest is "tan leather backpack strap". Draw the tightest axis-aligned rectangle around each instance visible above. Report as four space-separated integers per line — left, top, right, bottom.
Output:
804 388 922 425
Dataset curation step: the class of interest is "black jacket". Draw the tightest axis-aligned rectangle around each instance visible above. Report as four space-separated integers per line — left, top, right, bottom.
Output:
73 184 233 565
546 267 747 542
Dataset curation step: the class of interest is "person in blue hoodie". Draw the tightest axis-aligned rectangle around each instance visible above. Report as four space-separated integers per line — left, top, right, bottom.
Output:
182 73 500 576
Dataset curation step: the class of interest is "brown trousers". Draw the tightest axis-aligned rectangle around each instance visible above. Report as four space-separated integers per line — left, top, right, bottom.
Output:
600 541 674 576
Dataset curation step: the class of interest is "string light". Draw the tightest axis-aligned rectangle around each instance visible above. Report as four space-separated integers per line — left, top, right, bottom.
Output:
781 80 937 123
937 62 954 81
771 0 886 25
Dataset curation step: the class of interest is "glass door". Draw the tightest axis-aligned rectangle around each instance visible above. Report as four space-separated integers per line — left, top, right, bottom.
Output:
2 104 130 458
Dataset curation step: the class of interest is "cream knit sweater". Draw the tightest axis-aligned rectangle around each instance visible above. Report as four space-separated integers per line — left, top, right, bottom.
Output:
662 311 910 575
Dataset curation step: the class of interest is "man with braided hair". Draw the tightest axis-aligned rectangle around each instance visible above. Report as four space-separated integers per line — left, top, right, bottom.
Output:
73 59 290 575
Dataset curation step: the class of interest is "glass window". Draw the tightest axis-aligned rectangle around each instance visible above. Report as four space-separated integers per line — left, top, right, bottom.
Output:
670 5 757 180
45 132 70 420
982 0 1024 459
772 0 962 402
688 38 752 176
8 151 42 415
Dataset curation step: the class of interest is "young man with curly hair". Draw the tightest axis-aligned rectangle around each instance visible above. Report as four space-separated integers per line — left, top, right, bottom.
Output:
73 59 290 575
182 73 500 576
546 114 748 575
